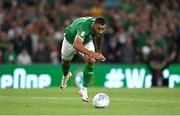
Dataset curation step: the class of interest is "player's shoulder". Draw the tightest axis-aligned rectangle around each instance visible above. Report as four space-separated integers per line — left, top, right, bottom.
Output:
76 16 95 23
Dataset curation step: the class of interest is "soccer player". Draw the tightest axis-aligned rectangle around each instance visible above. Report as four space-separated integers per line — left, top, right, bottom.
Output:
60 16 106 102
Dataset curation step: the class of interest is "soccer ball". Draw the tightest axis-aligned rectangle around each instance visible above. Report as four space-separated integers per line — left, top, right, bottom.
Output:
92 93 110 108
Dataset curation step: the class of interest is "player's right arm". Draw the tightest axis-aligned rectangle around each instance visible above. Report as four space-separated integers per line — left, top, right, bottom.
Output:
73 36 102 60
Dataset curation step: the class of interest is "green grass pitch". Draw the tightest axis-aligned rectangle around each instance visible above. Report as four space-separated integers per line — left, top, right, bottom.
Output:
0 87 180 115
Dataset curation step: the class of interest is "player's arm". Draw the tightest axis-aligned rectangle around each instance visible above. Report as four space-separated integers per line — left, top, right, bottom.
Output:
95 33 104 53
73 36 101 60
94 33 106 61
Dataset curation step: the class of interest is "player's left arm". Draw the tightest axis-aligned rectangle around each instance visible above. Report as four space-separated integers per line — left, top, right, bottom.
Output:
95 33 104 53
94 33 105 61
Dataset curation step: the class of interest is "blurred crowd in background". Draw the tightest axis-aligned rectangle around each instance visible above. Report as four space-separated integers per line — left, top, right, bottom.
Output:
0 0 179 65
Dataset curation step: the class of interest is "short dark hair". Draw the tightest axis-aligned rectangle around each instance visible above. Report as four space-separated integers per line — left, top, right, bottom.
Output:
95 17 106 25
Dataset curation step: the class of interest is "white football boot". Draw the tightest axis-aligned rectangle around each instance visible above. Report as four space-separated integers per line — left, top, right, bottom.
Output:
61 72 72 89
79 87 89 102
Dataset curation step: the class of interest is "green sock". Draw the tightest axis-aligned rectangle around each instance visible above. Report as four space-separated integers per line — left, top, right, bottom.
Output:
83 63 95 87
61 60 71 76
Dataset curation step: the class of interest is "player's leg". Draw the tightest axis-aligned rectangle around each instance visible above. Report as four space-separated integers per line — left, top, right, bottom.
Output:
79 62 94 102
83 41 95 88
61 60 70 77
83 63 95 88
61 60 72 89
78 40 95 102
60 37 75 89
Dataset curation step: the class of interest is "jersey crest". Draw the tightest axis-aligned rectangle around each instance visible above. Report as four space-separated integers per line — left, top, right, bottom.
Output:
81 31 85 36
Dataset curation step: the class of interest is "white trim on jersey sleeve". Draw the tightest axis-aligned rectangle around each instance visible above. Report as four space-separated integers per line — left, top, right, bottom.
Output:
75 35 84 41
73 35 84 46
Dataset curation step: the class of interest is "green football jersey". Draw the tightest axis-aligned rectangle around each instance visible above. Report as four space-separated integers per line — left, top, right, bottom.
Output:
64 17 96 44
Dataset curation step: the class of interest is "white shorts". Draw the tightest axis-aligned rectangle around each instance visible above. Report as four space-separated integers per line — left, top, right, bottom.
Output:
61 37 95 61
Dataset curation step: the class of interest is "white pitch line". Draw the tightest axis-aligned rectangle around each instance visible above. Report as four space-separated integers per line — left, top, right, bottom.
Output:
113 98 180 103
0 96 179 103
0 96 79 100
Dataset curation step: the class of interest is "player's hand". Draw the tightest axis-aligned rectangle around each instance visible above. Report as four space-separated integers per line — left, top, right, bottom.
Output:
88 51 105 62
88 51 102 60
98 54 106 62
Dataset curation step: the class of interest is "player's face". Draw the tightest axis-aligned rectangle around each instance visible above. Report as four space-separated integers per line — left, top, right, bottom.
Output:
93 24 106 34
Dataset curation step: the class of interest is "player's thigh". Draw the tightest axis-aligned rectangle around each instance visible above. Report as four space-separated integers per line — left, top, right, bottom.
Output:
61 38 76 61
84 40 95 51
84 41 95 51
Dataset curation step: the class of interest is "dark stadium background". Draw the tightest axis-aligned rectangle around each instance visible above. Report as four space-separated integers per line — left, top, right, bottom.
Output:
0 0 179 64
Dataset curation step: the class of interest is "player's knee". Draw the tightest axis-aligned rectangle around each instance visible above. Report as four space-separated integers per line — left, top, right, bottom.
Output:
88 58 96 63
